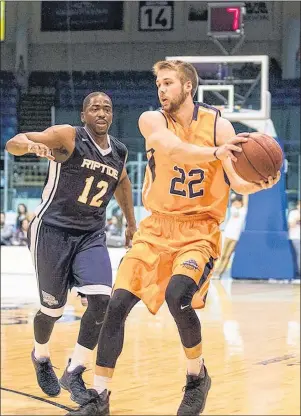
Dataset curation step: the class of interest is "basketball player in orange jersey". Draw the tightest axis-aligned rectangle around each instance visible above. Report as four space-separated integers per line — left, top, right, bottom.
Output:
67 61 281 415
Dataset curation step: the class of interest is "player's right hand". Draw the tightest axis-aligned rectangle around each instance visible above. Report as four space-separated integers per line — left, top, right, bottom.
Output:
125 224 137 249
28 142 55 160
215 136 248 162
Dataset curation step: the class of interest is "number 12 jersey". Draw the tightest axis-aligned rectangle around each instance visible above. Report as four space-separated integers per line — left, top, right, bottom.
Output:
35 126 127 232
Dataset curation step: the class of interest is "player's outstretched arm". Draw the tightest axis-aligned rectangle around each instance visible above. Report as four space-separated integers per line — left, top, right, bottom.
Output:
138 111 245 164
217 118 281 194
114 167 137 248
5 124 75 160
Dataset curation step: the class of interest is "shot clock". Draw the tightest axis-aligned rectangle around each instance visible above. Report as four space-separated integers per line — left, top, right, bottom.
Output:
208 2 245 38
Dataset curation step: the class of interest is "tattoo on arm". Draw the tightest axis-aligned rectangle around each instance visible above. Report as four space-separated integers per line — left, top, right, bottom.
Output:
53 146 69 156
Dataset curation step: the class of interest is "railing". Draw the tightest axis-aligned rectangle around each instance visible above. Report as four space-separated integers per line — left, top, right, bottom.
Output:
11 161 49 187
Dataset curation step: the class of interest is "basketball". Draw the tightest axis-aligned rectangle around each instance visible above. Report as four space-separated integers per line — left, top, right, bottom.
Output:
232 133 284 184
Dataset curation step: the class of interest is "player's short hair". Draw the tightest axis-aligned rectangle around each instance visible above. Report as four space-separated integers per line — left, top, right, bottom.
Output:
153 60 199 98
82 92 112 111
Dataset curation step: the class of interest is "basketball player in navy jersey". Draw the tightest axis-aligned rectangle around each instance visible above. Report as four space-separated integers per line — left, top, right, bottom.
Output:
5 92 136 405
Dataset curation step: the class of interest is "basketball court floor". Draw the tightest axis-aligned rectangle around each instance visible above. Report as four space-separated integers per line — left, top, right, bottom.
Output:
1 247 300 415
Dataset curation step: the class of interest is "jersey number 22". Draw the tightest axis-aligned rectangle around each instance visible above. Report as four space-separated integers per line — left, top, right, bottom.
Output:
170 166 205 198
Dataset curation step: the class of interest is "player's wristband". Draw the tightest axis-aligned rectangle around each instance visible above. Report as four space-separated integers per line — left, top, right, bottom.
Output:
214 148 220 160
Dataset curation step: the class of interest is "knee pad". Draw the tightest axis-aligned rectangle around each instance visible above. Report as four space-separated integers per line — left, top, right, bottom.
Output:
95 289 139 368
106 289 139 326
34 310 62 344
165 275 201 348
78 294 110 350
86 294 110 322
165 274 198 315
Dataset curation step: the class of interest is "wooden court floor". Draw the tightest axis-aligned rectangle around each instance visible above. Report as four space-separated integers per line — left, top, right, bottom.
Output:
1 279 300 415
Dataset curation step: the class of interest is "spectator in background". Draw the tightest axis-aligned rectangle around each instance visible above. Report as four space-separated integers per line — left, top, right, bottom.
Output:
1 212 14 246
16 203 28 230
106 215 120 236
288 200 300 277
214 196 247 279
105 217 113 232
12 218 29 246
105 215 124 247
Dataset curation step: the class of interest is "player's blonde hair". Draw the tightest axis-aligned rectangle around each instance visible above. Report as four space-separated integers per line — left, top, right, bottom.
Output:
153 60 199 98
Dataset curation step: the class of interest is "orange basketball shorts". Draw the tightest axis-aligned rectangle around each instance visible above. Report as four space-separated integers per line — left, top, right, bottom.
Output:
114 212 222 315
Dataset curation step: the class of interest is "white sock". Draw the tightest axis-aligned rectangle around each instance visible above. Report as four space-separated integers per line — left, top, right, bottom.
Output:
187 356 204 376
68 343 92 372
34 341 50 360
93 375 111 394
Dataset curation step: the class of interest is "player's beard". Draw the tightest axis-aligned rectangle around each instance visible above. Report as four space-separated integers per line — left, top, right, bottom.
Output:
167 87 189 114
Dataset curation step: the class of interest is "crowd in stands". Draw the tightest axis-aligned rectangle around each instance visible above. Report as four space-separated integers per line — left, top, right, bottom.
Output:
1 204 32 246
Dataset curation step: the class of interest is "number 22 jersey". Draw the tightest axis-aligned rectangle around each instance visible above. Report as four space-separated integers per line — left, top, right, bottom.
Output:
142 103 230 224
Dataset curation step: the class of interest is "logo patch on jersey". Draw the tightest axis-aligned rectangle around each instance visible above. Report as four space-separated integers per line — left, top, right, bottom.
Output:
42 290 59 307
180 259 200 271
81 158 119 180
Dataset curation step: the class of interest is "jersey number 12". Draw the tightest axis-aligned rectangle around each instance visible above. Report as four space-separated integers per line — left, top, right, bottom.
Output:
78 176 108 207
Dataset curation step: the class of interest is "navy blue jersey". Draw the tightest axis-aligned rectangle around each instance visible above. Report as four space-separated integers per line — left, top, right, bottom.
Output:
35 127 127 232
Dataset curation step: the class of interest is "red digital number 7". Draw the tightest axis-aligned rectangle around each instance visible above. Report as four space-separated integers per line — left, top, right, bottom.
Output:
227 7 240 31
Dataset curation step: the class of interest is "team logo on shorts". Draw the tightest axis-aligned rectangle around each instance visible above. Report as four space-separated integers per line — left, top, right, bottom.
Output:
42 290 59 307
181 259 200 271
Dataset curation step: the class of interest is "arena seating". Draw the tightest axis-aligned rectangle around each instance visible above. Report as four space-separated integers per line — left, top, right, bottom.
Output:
0 72 19 150
0 69 299 153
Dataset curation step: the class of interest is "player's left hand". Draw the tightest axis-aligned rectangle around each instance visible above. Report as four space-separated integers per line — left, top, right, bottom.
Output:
125 224 137 249
255 171 281 191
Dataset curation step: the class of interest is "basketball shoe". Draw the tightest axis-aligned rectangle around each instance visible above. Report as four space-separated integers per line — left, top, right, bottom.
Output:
65 389 110 415
31 349 61 397
60 359 93 405
177 364 211 415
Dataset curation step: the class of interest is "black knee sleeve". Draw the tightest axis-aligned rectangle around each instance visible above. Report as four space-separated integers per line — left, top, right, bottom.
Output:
96 289 139 368
165 274 202 348
34 310 62 344
78 294 110 350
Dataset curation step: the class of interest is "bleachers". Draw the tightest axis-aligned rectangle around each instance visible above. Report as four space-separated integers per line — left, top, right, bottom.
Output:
28 70 158 109
0 69 299 152
0 72 19 149
270 79 300 106
28 70 300 109
27 70 300 109
19 93 54 133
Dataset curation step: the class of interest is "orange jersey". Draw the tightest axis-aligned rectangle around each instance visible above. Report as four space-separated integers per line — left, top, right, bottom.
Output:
142 103 230 224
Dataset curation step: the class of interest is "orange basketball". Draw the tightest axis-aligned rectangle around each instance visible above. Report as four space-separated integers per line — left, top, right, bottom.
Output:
232 133 283 184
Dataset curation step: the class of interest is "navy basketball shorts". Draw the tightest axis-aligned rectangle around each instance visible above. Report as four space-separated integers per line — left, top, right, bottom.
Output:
28 217 112 309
